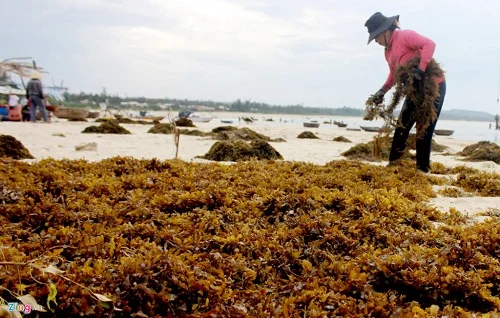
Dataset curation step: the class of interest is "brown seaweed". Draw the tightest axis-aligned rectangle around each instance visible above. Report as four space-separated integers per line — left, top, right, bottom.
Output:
297 131 319 139
333 136 352 143
200 140 283 161
82 120 131 134
0 135 34 160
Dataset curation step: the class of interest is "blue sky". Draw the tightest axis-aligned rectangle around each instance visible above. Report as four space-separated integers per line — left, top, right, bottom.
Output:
1 0 499 113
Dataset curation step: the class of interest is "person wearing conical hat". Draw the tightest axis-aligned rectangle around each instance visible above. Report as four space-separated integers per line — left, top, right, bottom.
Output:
26 71 48 122
364 12 446 173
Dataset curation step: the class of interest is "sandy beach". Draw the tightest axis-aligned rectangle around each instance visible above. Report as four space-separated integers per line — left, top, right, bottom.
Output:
1 112 500 221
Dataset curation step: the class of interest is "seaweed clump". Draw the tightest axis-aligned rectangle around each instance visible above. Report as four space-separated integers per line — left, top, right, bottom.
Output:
214 127 270 141
333 136 352 143
212 126 237 133
175 118 196 127
82 120 131 134
297 131 319 139
200 140 283 161
179 129 212 137
458 141 500 164
0 135 34 159
95 118 153 125
68 118 88 122
148 123 173 134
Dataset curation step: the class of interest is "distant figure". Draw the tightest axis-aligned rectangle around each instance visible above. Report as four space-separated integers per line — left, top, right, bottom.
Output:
26 71 48 122
7 91 22 122
495 114 499 130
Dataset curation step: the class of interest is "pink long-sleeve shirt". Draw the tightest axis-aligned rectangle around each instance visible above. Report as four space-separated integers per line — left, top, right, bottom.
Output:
382 29 444 92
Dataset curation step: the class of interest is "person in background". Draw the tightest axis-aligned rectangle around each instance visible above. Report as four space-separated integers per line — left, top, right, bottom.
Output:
7 90 22 121
26 71 48 123
495 114 499 130
364 12 446 173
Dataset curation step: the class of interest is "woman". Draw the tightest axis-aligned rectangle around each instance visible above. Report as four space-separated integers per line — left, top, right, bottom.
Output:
7 91 22 122
365 12 446 173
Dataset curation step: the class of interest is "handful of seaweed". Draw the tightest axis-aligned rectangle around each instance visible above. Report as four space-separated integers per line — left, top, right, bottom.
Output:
364 58 445 158
297 131 319 139
82 120 131 134
200 140 283 161
458 141 500 164
0 135 34 159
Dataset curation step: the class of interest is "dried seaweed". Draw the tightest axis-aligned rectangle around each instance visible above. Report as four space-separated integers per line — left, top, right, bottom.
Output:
212 126 238 133
68 118 88 122
333 136 352 143
0 135 34 159
148 123 173 134
95 118 153 125
458 141 500 164
0 158 499 317
454 170 500 196
200 140 283 161
178 129 212 137
214 128 270 141
438 187 471 198
175 118 196 127
297 131 319 139
82 120 131 134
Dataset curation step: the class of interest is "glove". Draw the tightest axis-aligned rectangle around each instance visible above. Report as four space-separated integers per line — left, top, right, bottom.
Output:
401 68 425 86
372 89 385 105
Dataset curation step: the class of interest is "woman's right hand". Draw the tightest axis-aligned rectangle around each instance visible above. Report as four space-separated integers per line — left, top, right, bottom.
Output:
373 89 385 105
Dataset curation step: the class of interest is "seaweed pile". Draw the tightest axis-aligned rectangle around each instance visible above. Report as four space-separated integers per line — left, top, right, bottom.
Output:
333 136 352 143
148 123 173 134
200 140 283 161
0 158 499 317
175 118 195 127
214 127 270 141
297 131 319 139
342 135 446 162
68 118 88 122
82 120 131 134
0 135 34 159
178 129 211 137
96 118 153 125
458 141 500 164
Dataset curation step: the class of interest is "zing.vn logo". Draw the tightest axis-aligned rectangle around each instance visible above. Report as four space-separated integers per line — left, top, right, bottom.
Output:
8 302 42 314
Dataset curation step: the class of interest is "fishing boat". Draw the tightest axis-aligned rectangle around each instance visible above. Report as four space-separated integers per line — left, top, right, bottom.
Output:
334 120 348 128
434 129 454 136
87 111 100 119
177 110 213 123
53 107 89 120
360 126 393 133
303 122 320 128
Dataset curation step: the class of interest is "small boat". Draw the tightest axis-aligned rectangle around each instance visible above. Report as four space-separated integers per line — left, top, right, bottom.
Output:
360 126 393 133
346 128 361 132
177 110 213 123
333 120 347 128
221 120 233 124
53 107 89 120
303 122 320 128
434 129 454 136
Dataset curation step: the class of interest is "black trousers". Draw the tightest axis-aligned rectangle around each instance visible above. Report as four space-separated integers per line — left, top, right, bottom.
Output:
389 81 447 172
